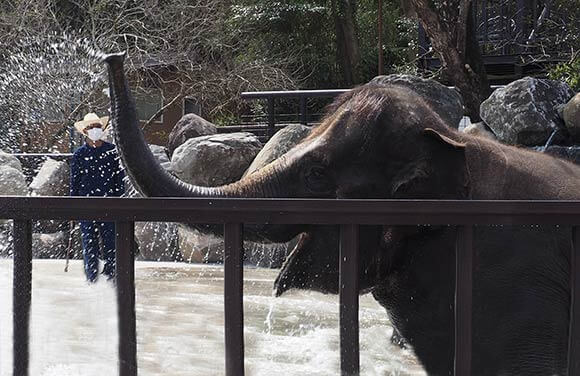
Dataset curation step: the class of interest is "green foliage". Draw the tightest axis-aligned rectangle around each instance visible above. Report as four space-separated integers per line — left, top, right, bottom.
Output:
357 0 416 81
548 58 580 92
230 0 415 90
230 1 335 87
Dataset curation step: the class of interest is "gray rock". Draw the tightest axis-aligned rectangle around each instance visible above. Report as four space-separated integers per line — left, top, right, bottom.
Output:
123 144 181 261
0 165 28 196
462 122 497 141
171 132 262 186
370 74 464 128
0 165 27 226
32 229 82 259
167 114 217 157
29 158 70 196
480 77 575 146
563 93 580 142
244 124 311 177
0 151 22 171
29 159 71 232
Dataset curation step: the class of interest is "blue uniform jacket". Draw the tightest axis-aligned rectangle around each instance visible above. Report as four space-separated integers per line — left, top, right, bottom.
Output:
70 142 125 197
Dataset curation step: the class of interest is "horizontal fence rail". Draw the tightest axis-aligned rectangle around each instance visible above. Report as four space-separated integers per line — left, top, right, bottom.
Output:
2 196 580 376
240 89 350 100
241 89 350 138
1 197 580 224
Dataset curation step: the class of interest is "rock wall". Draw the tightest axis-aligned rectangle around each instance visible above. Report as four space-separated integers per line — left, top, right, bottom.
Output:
479 77 575 146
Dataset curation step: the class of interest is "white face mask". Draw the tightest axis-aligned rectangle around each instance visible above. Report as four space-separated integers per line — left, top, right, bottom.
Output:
87 128 104 141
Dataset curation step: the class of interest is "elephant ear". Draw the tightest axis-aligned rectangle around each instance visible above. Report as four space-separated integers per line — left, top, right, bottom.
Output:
423 127 466 149
392 128 469 198
274 225 386 296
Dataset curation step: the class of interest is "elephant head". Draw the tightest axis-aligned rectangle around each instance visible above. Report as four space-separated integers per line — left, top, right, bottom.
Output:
104 52 469 295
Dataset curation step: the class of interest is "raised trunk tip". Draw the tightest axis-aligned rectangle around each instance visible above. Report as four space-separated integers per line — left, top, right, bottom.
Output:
102 51 127 65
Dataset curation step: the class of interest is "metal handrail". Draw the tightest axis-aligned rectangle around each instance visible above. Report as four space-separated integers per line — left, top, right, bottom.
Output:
240 89 348 138
4 196 580 376
2 197 580 223
240 89 350 99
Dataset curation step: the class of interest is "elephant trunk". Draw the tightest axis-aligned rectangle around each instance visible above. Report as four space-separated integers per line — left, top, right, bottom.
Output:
105 52 225 198
103 52 298 242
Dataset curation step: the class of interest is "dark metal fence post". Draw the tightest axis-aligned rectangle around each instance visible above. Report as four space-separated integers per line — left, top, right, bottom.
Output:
13 219 32 376
116 221 137 376
568 226 580 374
267 98 275 139
339 224 360 376
455 225 473 376
224 223 244 376
299 96 307 125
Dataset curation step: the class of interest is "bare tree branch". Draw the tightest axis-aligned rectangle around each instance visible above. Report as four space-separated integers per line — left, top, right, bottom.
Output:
456 0 472 59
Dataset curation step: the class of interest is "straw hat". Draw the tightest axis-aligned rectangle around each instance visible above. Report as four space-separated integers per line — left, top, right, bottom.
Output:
74 113 110 135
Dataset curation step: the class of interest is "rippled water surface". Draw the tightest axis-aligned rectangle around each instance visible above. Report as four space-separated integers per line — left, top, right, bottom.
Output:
0 260 424 375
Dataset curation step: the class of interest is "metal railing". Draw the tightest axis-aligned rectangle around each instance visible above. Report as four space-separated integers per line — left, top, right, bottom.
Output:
240 89 349 139
3 196 580 376
238 87 507 142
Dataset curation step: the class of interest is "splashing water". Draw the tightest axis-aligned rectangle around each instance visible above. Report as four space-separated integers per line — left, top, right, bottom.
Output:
1 259 426 376
0 33 109 153
264 293 277 334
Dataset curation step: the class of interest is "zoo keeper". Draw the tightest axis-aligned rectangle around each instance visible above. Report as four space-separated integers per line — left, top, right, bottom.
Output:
70 113 125 282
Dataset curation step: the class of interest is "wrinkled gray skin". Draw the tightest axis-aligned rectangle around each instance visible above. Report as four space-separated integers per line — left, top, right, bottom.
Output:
105 52 579 375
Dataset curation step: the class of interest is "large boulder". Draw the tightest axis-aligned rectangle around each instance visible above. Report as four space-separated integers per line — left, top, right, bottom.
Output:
29 158 71 233
171 132 262 186
480 77 575 146
123 144 181 261
29 158 70 196
0 151 23 171
31 230 83 259
167 114 217 157
370 74 464 128
0 164 27 227
243 124 311 177
563 93 580 142
0 165 27 196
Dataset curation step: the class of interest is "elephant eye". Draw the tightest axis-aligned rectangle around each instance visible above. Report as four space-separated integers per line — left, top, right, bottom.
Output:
305 166 333 194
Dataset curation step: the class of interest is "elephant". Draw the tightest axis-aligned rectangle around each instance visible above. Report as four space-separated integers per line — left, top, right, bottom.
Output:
104 52 580 375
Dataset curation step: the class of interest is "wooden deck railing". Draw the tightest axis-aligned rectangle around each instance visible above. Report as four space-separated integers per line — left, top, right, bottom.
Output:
3 196 580 376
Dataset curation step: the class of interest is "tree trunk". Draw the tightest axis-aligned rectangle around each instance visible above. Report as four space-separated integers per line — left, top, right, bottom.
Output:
462 6 492 121
332 0 361 86
409 0 491 121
